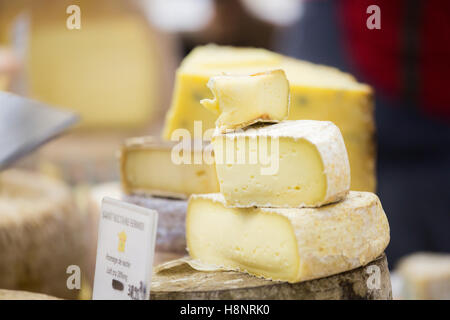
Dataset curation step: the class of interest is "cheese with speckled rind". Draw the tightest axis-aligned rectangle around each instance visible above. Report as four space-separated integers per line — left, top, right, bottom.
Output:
186 191 390 283
121 137 219 199
200 70 289 132
212 120 350 208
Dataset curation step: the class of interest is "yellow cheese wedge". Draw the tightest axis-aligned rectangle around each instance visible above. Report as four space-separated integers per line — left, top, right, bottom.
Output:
200 69 289 132
120 137 219 199
212 120 350 208
186 191 390 283
162 44 375 192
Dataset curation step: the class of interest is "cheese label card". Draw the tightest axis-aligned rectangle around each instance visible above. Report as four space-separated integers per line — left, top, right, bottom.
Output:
93 197 158 300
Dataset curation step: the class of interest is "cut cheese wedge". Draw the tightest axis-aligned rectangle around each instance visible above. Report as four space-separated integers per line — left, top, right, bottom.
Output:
186 192 390 283
200 69 289 132
120 137 219 199
212 120 350 208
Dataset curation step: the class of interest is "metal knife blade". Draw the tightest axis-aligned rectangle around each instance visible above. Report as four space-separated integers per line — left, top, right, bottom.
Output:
0 91 78 170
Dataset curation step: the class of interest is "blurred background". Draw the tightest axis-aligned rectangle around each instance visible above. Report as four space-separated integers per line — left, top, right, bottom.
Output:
0 0 449 299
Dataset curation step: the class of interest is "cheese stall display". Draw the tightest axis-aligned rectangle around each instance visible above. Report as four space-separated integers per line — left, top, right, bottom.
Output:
148 58 391 300
0 169 91 299
162 45 375 192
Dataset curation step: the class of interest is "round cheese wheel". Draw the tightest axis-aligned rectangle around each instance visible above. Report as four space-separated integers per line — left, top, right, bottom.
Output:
0 169 90 299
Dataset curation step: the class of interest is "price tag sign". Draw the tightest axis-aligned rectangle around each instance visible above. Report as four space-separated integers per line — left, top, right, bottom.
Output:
93 197 158 300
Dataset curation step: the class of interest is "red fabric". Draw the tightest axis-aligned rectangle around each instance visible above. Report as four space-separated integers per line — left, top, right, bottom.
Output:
419 0 450 118
338 0 450 119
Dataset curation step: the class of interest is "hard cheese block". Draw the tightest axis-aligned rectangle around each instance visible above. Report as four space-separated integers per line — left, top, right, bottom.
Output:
212 120 350 208
121 137 219 199
0 169 90 299
151 255 392 300
162 44 375 192
200 69 289 132
186 192 390 283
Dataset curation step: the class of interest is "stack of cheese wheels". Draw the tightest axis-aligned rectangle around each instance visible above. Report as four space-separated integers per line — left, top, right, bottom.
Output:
162 45 376 193
119 137 219 253
155 70 391 299
0 169 91 299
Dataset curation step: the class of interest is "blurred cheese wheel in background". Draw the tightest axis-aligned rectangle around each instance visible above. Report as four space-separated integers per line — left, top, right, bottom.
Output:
0 169 92 299
25 0 176 129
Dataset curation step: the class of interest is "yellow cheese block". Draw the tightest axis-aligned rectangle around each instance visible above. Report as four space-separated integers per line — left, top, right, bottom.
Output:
121 137 219 199
212 120 350 208
162 44 375 192
26 0 166 129
186 192 390 283
201 69 290 132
